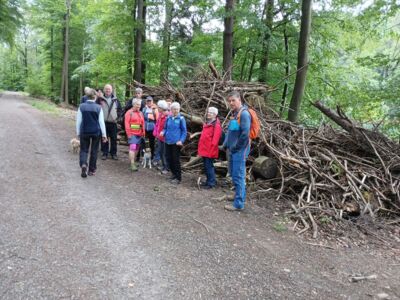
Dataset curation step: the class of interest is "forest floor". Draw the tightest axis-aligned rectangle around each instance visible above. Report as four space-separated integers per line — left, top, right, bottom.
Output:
0 92 399 299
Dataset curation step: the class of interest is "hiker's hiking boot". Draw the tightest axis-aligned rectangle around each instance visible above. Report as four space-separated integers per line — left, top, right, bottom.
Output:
224 204 243 212
200 185 214 190
170 178 181 185
81 165 87 178
130 162 138 172
101 154 107 160
88 170 96 176
161 169 169 175
111 155 118 160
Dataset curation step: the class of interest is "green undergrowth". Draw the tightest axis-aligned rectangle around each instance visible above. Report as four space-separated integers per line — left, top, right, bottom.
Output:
30 99 61 115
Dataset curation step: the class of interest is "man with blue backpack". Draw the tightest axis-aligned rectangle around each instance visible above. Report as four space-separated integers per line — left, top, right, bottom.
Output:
223 91 260 211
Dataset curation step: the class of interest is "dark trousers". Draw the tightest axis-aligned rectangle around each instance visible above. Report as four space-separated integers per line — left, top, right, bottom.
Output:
80 135 101 172
203 157 216 187
101 122 117 156
165 144 181 181
145 130 156 159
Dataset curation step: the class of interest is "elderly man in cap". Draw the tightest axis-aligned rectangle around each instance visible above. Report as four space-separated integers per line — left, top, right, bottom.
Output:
97 84 122 160
142 96 159 159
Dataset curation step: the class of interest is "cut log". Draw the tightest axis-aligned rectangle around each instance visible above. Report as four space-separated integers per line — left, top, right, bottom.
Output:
180 112 204 126
252 156 278 179
183 156 202 168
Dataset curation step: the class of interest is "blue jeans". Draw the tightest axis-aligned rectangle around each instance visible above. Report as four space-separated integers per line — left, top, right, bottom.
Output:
153 139 161 162
157 140 169 171
229 146 249 209
202 157 216 187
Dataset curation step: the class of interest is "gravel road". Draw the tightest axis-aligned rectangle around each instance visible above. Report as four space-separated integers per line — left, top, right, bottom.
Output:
0 92 399 299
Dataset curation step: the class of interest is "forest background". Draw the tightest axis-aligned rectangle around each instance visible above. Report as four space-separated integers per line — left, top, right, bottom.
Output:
0 0 399 138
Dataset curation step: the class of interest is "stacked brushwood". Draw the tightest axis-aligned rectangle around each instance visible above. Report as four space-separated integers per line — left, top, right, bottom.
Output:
130 69 400 238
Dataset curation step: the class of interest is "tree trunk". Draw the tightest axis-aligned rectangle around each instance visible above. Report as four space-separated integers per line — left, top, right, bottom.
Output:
239 48 249 80
222 0 234 80
141 0 147 84
50 26 55 96
133 0 144 83
60 0 71 104
279 27 290 117
125 0 136 98
247 51 256 81
258 0 274 83
288 0 312 122
79 43 85 104
22 27 28 78
252 156 278 179
160 0 173 84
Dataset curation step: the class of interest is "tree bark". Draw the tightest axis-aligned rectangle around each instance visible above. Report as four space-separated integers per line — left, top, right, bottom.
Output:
159 0 173 84
288 0 312 122
247 51 256 81
133 0 144 83
60 0 71 104
141 0 147 84
50 26 54 96
252 156 278 179
125 0 136 98
223 0 234 80
279 27 290 117
258 0 274 83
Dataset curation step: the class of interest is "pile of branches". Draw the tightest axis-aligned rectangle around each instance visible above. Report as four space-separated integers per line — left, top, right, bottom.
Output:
257 105 400 238
131 65 400 237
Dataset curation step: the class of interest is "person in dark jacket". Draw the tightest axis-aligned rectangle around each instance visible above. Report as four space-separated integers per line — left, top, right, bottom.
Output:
161 102 187 184
142 96 159 159
76 89 107 177
198 107 222 189
97 84 122 160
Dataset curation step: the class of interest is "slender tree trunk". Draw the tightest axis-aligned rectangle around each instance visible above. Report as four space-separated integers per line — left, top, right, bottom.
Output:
223 0 234 80
280 27 290 117
133 0 144 83
79 43 85 103
239 48 249 80
160 0 173 83
125 0 136 98
50 26 55 96
60 0 71 104
22 27 28 78
141 0 147 84
258 0 274 83
247 51 256 81
288 0 312 122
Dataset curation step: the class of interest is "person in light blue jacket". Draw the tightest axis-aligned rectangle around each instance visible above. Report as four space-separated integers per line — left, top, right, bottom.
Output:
161 102 187 184
223 91 251 211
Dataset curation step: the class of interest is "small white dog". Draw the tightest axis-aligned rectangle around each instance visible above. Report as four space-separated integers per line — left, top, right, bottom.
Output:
70 138 80 154
142 148 152 169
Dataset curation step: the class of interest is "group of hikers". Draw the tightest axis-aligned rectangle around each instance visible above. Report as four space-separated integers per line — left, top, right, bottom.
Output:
75 84 253 211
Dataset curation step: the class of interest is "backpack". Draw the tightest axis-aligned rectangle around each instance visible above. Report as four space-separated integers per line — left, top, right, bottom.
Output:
237 107 260 140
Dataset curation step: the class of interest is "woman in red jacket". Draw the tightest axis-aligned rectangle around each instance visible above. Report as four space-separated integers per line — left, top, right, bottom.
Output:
125 98 145 171
198 107 222 189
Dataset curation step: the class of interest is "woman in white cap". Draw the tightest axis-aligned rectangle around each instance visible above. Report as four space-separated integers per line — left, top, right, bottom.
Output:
160 102 187 184
197 107 222 189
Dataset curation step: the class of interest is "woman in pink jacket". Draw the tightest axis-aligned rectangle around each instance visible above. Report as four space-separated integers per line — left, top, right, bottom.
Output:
197 107 222 189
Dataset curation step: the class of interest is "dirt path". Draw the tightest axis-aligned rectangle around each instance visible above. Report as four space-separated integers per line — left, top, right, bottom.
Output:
0 92 399 299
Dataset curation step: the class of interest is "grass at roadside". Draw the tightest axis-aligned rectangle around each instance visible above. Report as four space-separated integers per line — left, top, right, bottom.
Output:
30 99 61 115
